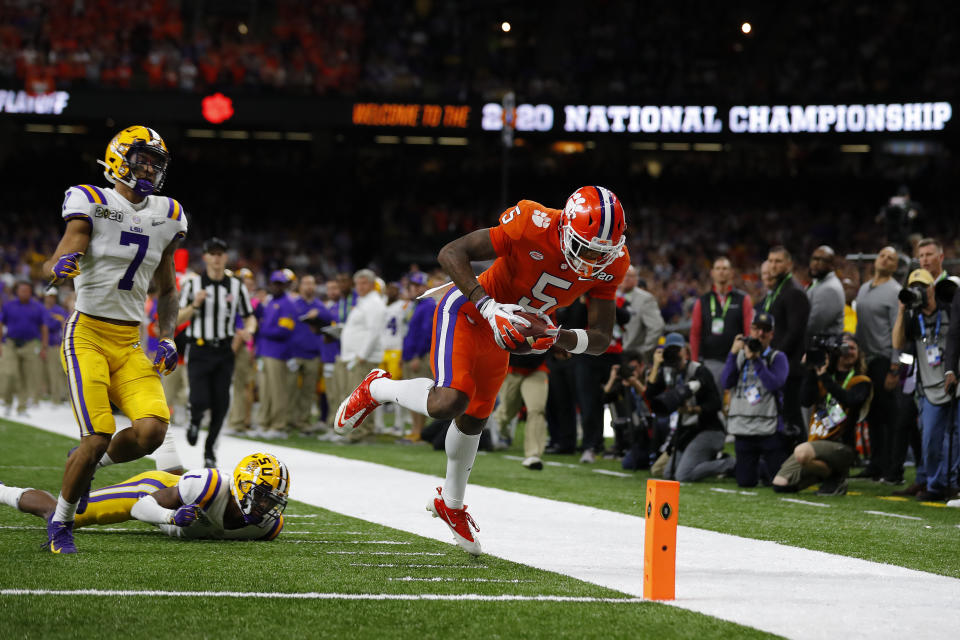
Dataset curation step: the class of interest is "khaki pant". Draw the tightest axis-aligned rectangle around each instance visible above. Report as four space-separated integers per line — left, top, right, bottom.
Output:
228 347 255 430
260 356 292 433
161 362 188 415
345 360 378 441
492 370 549 458
322 361 337 422
290 356 321 431
775 440 855 489
44 344 67 403
328 356 350 415
1 339 44 411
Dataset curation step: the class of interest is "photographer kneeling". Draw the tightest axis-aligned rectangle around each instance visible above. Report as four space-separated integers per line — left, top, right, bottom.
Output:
721 312 789 487
772 333 871 496
649 333 732 481
602 351 652 469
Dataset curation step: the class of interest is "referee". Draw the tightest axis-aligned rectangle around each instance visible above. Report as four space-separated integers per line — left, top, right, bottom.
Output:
177 237 256 467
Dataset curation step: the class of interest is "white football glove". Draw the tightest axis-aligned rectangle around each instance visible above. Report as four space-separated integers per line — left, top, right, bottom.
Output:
476 296 530 350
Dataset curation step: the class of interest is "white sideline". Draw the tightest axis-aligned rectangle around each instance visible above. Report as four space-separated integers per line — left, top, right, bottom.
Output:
9 407 960 639
0 589 642 603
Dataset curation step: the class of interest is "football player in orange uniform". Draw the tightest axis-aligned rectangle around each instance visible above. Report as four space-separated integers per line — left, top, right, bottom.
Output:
335 186 629 555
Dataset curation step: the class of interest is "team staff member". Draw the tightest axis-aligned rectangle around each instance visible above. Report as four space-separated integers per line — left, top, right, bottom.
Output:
289 274 332 433
227 268 258 434
42 290 68 404
620 265 664 363
338 269 387 443
0 281 48 415
400 272 435 441
178 238 255 467
258 270 298 437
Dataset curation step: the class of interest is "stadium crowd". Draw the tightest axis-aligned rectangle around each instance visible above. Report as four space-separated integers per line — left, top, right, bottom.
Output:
2 1 958 101
3 226 959 503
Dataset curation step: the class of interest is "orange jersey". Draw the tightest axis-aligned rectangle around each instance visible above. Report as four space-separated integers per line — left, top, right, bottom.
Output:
480 200 629 312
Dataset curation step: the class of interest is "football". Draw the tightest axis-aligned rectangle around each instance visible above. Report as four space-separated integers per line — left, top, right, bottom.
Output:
506 311 553 354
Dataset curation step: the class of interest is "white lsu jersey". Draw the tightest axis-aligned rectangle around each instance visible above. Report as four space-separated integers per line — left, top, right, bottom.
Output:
157 468 284 540
381 299 410 351
61 184 188 323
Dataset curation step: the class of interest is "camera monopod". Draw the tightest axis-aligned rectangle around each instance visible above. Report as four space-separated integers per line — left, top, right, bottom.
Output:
948 395 959 493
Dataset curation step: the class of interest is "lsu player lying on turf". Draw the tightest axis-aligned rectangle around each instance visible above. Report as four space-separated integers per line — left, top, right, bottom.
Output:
335 186 628 555
0 453 288 542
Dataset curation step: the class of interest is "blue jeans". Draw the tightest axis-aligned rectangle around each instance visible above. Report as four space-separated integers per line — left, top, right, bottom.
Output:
917 397 960 494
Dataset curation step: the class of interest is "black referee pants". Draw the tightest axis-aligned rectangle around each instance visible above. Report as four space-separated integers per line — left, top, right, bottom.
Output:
187 343 235 457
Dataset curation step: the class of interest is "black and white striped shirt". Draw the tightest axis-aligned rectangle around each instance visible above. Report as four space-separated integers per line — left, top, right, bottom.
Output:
179 272 254 342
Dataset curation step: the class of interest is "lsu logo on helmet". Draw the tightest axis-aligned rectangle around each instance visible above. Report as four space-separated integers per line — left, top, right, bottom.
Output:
559 186 626 278
231 452 290 526
97 125 170 196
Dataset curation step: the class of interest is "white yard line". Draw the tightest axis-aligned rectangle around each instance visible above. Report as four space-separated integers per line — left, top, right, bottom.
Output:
349 563 489 569
590 469 633 478
779 497 831 508
282 540 409 545
325 551 447 556
0 588 640 603
9 407 960 640
389 577 533 583
863 510 923 521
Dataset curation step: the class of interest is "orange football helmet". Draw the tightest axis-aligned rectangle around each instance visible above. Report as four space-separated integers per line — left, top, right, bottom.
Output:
559 186 626 278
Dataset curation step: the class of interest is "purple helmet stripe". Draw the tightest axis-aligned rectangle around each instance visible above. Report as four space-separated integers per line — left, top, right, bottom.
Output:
593 186 612 241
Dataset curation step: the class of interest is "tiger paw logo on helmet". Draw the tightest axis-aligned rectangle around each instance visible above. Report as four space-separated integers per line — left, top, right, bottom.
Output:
564 192 587 218
531 209 551 228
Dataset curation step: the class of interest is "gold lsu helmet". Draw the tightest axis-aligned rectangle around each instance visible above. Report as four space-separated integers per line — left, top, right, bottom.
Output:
97 125 170 196
231 453 290 526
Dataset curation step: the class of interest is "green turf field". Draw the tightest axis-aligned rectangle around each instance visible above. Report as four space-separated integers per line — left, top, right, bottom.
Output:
0 420 775 639
266 424 960 578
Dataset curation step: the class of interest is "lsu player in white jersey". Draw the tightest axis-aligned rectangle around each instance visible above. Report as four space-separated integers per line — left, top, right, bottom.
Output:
0 453 289 541
41 125 188 554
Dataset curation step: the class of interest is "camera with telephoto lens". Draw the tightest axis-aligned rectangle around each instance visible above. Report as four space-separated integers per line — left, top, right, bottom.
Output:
619 364 636 380
898 283 928 310
805 333 849 369
745 337 764 353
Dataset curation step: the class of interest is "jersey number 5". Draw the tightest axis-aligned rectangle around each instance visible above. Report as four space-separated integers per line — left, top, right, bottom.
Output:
517 273 572 314
118 231 149 291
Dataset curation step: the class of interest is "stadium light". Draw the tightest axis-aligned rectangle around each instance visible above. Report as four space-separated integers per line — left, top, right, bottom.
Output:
501 21 511 33
741 22 752 34
238 22 249 35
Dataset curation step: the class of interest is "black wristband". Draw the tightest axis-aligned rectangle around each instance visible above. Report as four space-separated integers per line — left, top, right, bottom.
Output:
469 284 483 301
